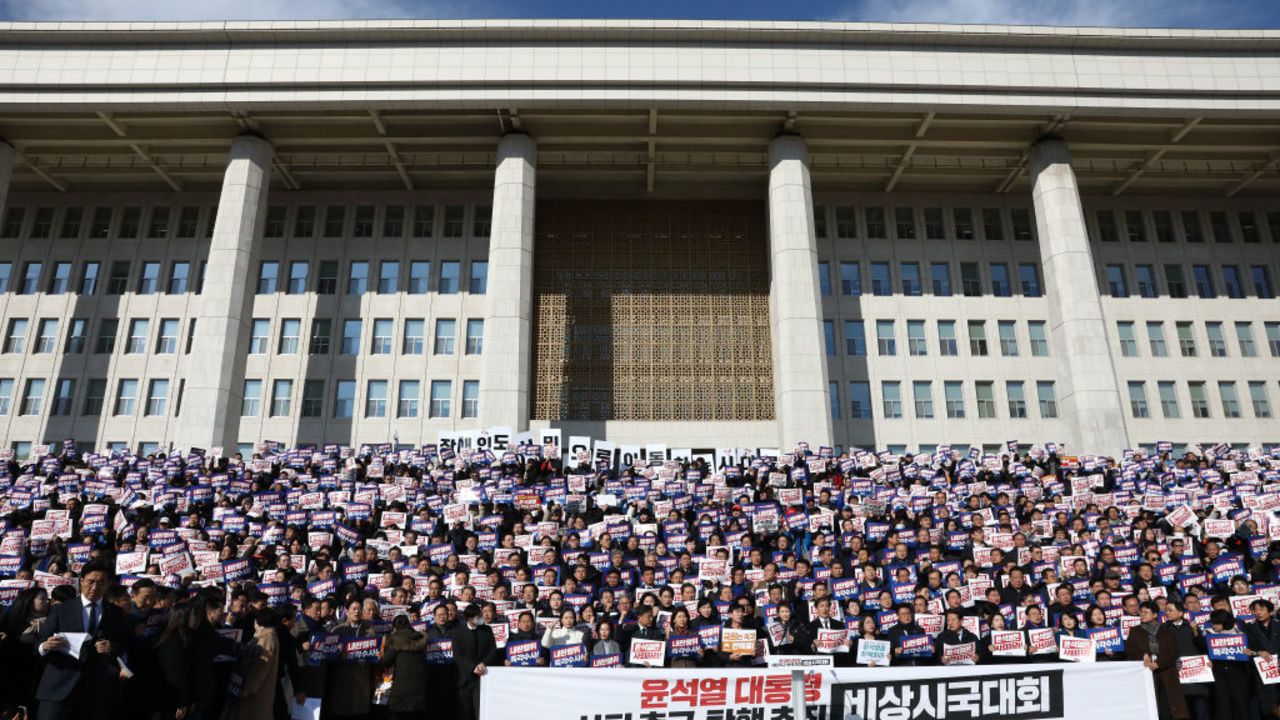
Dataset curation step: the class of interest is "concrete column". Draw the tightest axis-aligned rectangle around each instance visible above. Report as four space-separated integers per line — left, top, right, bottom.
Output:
479 133 537 431
0 142 15 218
1029 137 1130 457
175 135 272 452
767 135 833 450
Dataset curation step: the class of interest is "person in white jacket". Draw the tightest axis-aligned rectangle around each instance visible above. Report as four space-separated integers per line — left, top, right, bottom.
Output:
542 608 586 648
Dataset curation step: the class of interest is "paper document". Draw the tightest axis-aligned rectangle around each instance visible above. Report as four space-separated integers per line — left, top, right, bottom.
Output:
59 632 90 659
291 698 322 720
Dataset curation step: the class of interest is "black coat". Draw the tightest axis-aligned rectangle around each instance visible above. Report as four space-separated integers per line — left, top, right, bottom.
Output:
451 623 502 690
35 597 128 707
382 629 429 713
155 633 199 712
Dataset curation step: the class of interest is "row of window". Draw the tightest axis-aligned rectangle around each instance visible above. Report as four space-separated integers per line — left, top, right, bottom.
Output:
816 260 1042 299
0 377 479 421
0 315 486 358
0 203 493 241
1091 208 1280 245
1116 320 1280 360
1104 262 1276 300
827 379 1059 421
822 318 1049 358
1125 380 1275 420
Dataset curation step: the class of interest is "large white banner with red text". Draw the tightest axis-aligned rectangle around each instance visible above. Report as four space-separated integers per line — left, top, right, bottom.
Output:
481 662 1157 720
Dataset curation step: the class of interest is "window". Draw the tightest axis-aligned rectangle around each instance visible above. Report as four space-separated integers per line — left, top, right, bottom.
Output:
65 319 87 353
409 261 431 294
278 319 301 354
301 380 325 417
352 205 375 237
844 321 865 356
976 381 996 418
347 261 369 295
1017 264 1041 297
19 262 41 295
937 320 958 356
823 320 836 356
834 207 857 238
440 261 460 294
1219 381 1241 418
1117 322 1138 357
1236 322 1257 357
240 379 262 417
1164 265 1187 298
287 262 308 294
264 206 286 237
81 379 105 416
265 379 291 417
930 263 951 296
365 380 388 417
1146 322 1168 357
317 261 339 295
434 319 457 355
44 262 70 295
876 320 896 356
469 261 489 294
126 319 148 354
953 208 975 240
1210 211 1233 243
1127 381 1149 418
829 381 841 419
249 319 269 354
156 319 178 354
1006 381 1026 418
462 380 480 418
443 205 465 237
94 319 117 354
1250 381 1272 418
412 205 435 237
430 380 452 418
1206 322 1228 357
1223 265 1245 299
115 379 138 416
383 206 405 237
403 319 425 355
997 320 1018 356
849 381 871 419
913 381 933 419
4 319 27 353
907 320 927 356
881 381 902 419
371 319 393 354
145 207 170 238
923 208 945 240
870 263 891 296
960 263 981 296
0 207 23 238
1153 211 1175 242
21 379 45 416
145 379 168 416
378 261 399 294
1189 382 1210 418
1134 265 1156 298
27 207 53 239
1269 322 1280 357
254 261 278 294
865 207 886 238
1240 211 1261 243
1252 265 1275 298
35 319 57 353
944 381 964 418
323 206 346 237
900 263 921 296
163 261 189 295
982 208 1004 240
1105 265 1128 297
1095 210 1118 242
989 263 1011 297
817 262 831 297
1181 211 1203 242
465 319 484 355
1028 321 1048 356
1037 381 1057 418
309 319 331 355
51 379 74 416
106 261 129 295
840 262 861 296
967 320 988 356
1124 210 1148 242
341 320 361 355
895 207 916 239
0 378 11 415
1192 265 1216 299
398 380 420 418
84 263 105 295
1176 322 1197 357
60 208 82 239
1157 382 1180 418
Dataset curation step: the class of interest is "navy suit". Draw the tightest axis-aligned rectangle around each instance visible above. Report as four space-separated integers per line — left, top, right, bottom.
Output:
35 597 126 720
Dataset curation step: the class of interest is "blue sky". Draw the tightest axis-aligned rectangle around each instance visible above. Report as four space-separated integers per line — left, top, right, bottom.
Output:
2 0 1278 28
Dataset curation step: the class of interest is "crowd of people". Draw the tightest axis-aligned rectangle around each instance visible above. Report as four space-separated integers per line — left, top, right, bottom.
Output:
0 438 1278 720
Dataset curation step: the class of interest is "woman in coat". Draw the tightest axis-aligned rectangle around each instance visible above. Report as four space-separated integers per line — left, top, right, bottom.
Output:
155 603 200 720
381 615 429 720
225 608 281 720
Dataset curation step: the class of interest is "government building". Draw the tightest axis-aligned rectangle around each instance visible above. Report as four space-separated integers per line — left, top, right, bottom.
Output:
0 19 1277 458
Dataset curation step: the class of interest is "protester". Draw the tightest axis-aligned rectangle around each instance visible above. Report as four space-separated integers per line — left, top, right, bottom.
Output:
380 615 428 720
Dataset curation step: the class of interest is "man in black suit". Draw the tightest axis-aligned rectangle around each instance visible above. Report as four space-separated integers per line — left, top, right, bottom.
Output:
451 604 502 720
35 560 127 720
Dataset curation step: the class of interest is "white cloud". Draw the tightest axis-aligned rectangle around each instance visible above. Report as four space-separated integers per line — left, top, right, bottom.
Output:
840 0 1237 28
1 0 429 21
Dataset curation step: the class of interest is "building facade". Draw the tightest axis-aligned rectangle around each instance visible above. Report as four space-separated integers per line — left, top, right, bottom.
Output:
0 19 1278 457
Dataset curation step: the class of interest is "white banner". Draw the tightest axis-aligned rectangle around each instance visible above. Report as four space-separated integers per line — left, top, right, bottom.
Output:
480 662 1157 720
